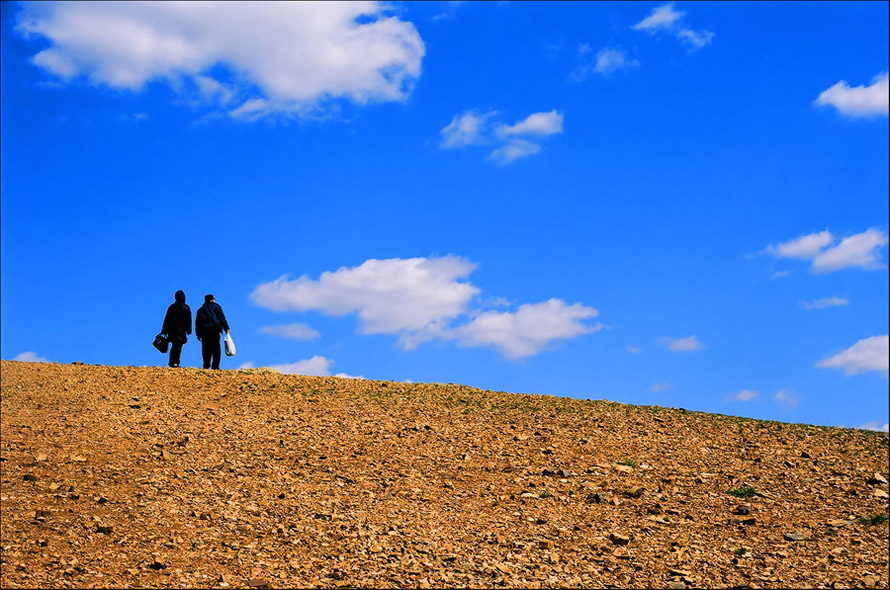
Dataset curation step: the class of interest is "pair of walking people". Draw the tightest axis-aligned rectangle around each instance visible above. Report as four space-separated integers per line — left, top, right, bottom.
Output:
162 291 230 369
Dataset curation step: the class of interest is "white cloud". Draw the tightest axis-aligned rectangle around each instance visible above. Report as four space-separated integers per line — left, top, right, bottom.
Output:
725 389 759 403
632 3 683 31
269 355 335 376
441 109 564 164
489 139 542 164
767 230 833 259
812 229 889 273
495 110 564 138
800 296 849 310
815 72 889 118
632 3 713 50
252 256 602 359
259 323 321 341
13 351 51 363
594 48 640 75
649 381 671 393
765 228 888 273
626 345 642 354
658 335 704 352
770 270 790 280
773 389 800 409
816 335 889 376
440 110 496 148
251 257 479 347
858 420 890 433
15 2 424 119
451 299 600 360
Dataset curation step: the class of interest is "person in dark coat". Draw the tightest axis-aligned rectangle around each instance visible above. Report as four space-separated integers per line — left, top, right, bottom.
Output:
195 294 230 370
161 290 192 368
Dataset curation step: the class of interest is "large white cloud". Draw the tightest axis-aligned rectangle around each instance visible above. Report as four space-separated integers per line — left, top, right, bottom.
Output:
251 257 479 346
816 335 889 376
451 299 601 360
251 256 602 359
15 1 424 119
766 228 888 273
815 72 889 118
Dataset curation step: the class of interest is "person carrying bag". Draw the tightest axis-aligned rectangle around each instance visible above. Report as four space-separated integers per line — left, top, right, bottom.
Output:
195 294 230 370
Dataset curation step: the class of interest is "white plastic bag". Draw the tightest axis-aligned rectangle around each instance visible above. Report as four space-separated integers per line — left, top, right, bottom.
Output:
224 333 236 357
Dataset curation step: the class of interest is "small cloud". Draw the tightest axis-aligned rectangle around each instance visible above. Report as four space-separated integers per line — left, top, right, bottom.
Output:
268 355 335 376
725 389 759 403
440 110 497 148
816 335 889 376
770 270 790 280
626 345 642 354
441 109 564 164
765 228 888 273
857 420 890 433
657 335 704 352
632 3 713 50
259 323 321 341
800 296 849 310
649 381 671 393
773 389 800 409
13 351 51 363
238 362 256 370
815 72 889 118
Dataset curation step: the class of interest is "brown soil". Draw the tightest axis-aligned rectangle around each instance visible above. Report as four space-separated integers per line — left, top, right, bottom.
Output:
1 360 887 589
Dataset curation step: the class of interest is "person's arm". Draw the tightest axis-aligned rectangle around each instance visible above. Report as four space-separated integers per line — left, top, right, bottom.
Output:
218 305 230 333
186 308 192 336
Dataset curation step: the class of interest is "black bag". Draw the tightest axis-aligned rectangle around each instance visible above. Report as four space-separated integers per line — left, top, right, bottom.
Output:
153 333 169 354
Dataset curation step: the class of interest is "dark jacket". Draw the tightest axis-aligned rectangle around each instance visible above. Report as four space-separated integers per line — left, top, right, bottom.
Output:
162 290 192 344
195 301 229 338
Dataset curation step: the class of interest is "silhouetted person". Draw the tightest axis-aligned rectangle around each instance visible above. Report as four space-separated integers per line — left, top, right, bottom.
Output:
162 290 192 368
195 294 229 370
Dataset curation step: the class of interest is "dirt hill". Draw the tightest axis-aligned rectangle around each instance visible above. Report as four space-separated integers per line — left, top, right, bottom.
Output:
1 360 887 589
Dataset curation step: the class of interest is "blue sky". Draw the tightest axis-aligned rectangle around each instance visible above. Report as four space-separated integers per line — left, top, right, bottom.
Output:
2 1 888 431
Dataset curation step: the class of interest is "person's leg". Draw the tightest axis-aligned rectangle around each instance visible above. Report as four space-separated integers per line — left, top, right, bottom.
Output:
210 335 222 370
169 341 183 367
202 338 212 369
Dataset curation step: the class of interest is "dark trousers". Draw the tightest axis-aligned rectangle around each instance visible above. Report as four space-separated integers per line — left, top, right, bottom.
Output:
168 341 184 367
201 333 222 370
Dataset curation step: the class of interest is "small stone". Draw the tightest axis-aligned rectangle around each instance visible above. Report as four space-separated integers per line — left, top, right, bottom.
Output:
784 531 810 542
866 473 888 485
624 486 645 499
734 504 751 515
247 578 269 588
23 474 38 482
35 453 48 462
608 532 630 546
96 525 113 534
539 540 553 549
862 575 878 587
614 464 633 473
873 489 889 499
666 582 686 589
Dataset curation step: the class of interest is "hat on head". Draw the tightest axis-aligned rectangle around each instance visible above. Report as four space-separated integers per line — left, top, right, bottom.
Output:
204 294 214 303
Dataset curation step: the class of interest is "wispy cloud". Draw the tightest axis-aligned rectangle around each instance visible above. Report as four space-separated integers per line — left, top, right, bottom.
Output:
773 389 800 409
626 345 642 354
15 2 424 120
573 45 640 80
259 323 321 341
815 72 889 118
725 389 759 403
658 335 704 352
440 109 564 164
13 351 51 363
251 256 601 360
816 335 889 376
858 420 890 433
632 3 714 50
800 296 849 310
765 228 889 273
649 381 671 393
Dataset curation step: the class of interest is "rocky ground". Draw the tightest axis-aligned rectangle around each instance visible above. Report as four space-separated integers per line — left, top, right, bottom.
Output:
1 360 887 589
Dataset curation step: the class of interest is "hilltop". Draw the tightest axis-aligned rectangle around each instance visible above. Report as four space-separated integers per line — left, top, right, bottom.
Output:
1 360 887 589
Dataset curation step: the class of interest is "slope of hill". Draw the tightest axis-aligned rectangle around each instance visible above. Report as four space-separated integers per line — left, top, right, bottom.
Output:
1 360 887 589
